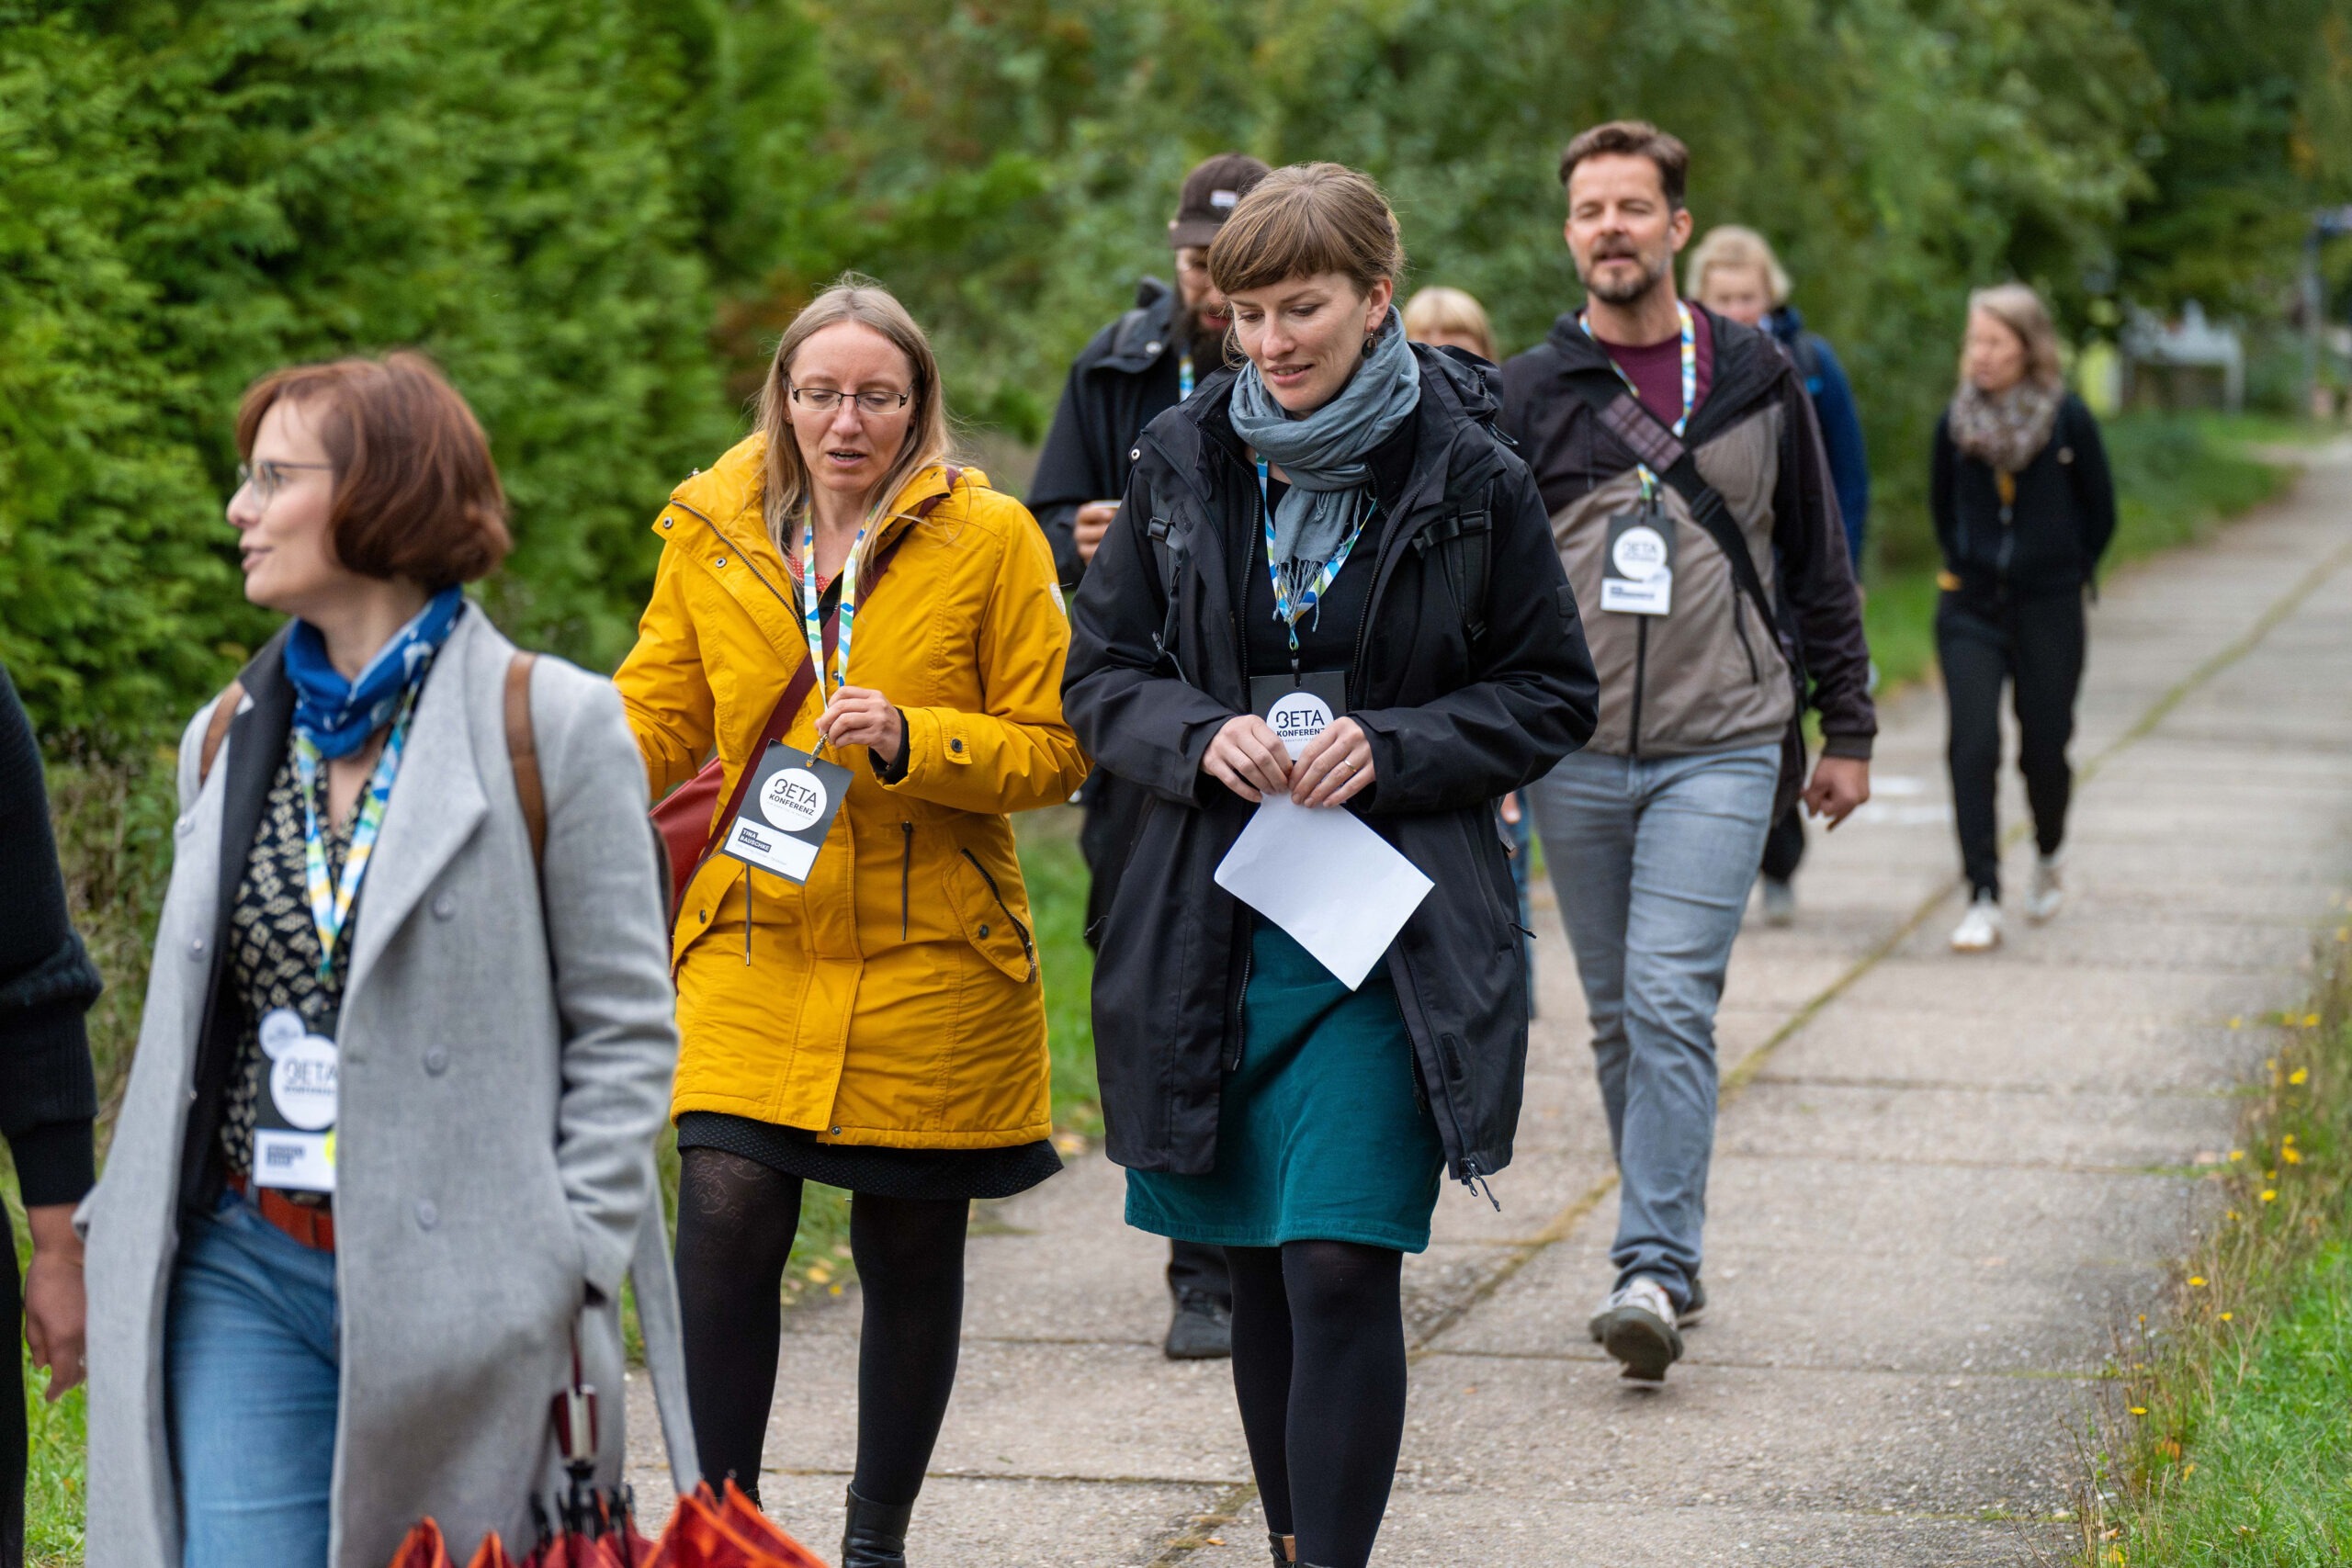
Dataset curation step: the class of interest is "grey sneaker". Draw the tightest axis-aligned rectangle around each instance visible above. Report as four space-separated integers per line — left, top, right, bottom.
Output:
1589 1277 1684 1382
1589 1274 1702 1338
2026 850 2065 924
1760 876 1796 928
1950 892 2003 953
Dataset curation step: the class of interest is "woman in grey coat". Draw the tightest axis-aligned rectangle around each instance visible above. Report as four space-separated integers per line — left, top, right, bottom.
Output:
81 354 695 1568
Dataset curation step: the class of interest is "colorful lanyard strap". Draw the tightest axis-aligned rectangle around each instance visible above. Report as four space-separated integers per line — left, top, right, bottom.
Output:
1179 353 1194 400
292 674 426 987
799 509 880 714
1257 458 1374 656
1581 299 1696 502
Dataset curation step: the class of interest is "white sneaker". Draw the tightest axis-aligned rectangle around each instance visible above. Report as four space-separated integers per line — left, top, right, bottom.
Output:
1950 893 2003 952
1588 1276 1684 1382
2026 850 2065 924
1759 876 1796 928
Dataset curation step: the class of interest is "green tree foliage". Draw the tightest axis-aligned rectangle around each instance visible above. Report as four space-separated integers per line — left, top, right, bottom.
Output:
1 0 779 742
5 0 2343 747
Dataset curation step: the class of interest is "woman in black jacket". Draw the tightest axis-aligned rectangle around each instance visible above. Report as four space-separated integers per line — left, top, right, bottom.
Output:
1931 282 2116 952
1063 164 1596 1568
0 662 101 1568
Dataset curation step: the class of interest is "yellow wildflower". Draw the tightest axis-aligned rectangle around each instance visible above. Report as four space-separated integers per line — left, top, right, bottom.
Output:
2285 1146 2303 1164
2220 1312 2233 1322
2290 1068 2309 1085
2262 1189 2278 1202
2188 1277 2207 1288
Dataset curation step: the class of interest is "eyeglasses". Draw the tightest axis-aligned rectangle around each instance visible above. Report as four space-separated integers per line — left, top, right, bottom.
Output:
788 386 911 416
235 460 334 502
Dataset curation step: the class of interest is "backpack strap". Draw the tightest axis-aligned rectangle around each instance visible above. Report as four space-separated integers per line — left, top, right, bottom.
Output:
1557 363 1781 640
504 653 546 868
198 681 246 787
1410 501 1493 643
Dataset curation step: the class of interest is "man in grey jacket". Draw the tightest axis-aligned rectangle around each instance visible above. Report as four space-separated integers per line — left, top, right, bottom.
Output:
1499 121 1875 1383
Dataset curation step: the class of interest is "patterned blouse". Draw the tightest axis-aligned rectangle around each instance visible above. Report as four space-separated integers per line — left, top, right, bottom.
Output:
221 748 357 1182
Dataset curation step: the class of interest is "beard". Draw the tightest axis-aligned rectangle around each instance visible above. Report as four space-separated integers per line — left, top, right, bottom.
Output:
1182 303 1232 367
1579 246 1672 307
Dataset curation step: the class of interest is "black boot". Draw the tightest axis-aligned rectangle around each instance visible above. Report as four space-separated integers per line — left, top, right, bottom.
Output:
842 1485 912 1568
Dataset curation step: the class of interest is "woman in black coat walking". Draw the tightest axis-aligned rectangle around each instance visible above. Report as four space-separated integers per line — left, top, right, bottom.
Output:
0 662 101 1568
1932 282 2116 952
1063 164 1596 1568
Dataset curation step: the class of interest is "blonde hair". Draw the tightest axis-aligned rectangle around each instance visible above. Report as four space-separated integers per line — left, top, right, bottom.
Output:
1684 225 1790 308
1208 163 1406 298
1402 287 1497 362
756 276 955 550
1963 282 2065 391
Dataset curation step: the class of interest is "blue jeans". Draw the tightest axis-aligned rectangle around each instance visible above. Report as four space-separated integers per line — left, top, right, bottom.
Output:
1526 744 1779 1304
167 1191 341 1568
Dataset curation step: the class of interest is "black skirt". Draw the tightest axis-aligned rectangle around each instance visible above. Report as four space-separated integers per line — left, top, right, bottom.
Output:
675 1111 1063 1201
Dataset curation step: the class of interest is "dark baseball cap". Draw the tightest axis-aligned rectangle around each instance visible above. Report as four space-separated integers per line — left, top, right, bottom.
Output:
1169 153 1272 249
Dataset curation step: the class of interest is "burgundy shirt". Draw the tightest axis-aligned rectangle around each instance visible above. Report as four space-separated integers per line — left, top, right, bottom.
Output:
1593 306 1713 431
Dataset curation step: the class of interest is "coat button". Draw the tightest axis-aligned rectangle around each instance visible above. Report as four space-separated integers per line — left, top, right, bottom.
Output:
698 908 709 924
431 892 457 920
424 1046 449 1076
978 922 991 939
175 816 194 838
415 1200 438 1230
187 938 206 961
949 738 964 753
831 1126 842 1135
715 557 727 568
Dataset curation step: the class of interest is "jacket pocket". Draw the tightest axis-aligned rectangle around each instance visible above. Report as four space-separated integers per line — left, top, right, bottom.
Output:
946 845 1038 984
1729 592 1763 684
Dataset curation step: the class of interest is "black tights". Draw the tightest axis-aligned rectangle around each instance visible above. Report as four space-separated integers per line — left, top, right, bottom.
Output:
672 1148 968 1507
1226 1241 1408 1568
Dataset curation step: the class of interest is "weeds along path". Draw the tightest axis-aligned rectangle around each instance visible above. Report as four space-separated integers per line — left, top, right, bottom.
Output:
628 446 2352 1566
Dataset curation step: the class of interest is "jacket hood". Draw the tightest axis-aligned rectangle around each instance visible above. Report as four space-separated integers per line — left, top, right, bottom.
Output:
1096 276 1182 374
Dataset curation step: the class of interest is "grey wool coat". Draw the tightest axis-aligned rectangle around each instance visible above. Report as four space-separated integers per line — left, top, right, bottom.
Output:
81 608 698 1568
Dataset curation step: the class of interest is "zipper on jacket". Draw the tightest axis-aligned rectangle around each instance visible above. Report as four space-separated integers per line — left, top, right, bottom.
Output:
1627 617 1650 757
899 821 913 940
958 848 1037 981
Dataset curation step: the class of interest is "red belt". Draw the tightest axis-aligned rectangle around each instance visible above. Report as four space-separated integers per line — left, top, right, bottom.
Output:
228 1173 336 1252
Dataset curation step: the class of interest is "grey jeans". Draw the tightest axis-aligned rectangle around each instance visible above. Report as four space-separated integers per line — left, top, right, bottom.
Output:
1527 743 1780 1306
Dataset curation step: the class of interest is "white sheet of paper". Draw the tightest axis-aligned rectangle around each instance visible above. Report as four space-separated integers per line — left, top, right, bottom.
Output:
1214 795 1432 990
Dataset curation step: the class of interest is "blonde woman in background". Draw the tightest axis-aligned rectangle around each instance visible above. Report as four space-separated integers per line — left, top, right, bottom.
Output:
1402 285 1535 1015
1932 282 2113 953
1401 285 1497 362
1684 225 1872 929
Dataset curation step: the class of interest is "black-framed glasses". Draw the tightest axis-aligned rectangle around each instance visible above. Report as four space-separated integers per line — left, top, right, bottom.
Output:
788 385 911 416
235 460 334 501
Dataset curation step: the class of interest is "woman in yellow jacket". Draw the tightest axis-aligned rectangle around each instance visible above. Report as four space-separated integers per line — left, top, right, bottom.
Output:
616 279 1088 1566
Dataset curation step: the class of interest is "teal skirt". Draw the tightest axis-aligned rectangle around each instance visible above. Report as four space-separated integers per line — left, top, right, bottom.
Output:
1126 919 1445 1253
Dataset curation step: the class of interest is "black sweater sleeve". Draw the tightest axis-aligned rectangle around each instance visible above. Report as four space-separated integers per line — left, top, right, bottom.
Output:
1929 414 1959 570
2064 397 2118 574
0 664 100 1208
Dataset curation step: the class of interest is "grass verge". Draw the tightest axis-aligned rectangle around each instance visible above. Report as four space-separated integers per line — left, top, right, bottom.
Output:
2075 918 2352 1564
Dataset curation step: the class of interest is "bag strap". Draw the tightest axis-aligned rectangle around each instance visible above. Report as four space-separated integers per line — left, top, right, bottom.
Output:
198 680 246 786
504 653 546 867
1558 363 1781 638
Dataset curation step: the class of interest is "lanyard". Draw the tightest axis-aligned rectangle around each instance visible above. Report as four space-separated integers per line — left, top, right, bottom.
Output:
1581 300 1696 501
292 675 424 987
799 508 881 709
1257 459 1373 656
1179 353 1194 401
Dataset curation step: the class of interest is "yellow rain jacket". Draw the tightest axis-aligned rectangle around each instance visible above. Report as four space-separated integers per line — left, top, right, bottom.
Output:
616 440 1090 1147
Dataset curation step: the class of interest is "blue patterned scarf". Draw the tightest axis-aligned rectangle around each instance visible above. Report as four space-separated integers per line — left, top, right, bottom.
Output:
283 586 466 759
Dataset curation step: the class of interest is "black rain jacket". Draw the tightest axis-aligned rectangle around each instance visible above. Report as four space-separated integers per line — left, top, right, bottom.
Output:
1062 345 1599 1194
1931 392 2117 604
1027 277 1190 589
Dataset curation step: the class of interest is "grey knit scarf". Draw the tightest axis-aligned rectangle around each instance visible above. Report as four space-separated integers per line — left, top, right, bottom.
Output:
1948 379 2062 473
1228 309 1421 603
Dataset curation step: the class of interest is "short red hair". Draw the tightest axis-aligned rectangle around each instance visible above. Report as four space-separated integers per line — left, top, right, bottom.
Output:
235 352 512 589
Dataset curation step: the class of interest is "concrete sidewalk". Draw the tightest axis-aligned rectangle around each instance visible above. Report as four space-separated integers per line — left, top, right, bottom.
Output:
630 448 2352 1565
